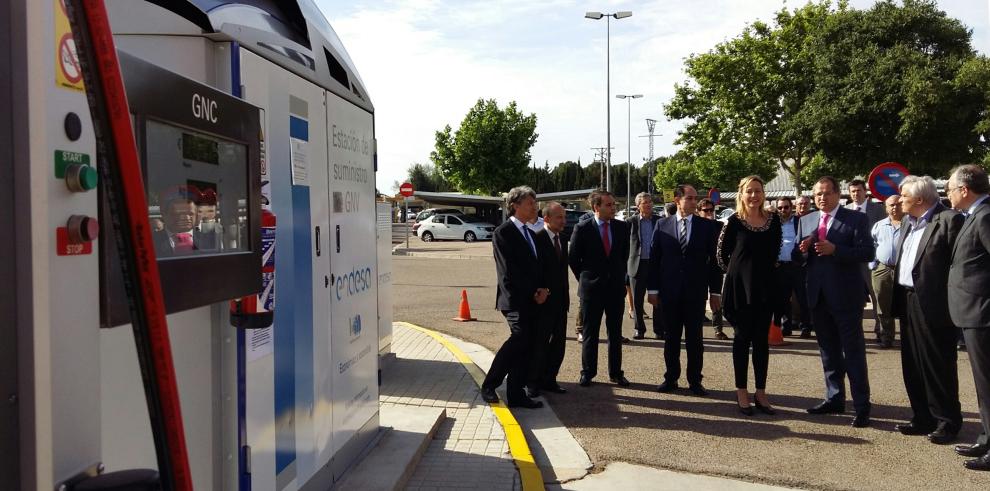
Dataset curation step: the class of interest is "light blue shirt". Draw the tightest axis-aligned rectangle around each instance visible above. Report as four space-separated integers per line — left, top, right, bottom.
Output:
779 216 797 262
640 216 655 259
594 216 613 248
871 217 901 269
675 212 693 244
897 204 938 288
510 216 537 257
966 195 989 216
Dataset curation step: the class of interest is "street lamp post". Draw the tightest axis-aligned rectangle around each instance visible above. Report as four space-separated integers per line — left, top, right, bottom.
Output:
616 93 642 213
585 10 632 193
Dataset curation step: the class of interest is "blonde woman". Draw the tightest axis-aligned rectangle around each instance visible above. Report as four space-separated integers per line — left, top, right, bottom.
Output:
717 176 782 415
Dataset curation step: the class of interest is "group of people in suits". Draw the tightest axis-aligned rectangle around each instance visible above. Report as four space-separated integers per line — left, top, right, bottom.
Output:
480 166 990 472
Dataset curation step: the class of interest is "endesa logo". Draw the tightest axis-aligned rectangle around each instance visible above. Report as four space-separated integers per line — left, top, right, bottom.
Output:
335 265 373 301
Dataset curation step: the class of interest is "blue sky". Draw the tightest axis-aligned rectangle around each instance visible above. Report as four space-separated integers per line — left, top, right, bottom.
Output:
314 0 990 193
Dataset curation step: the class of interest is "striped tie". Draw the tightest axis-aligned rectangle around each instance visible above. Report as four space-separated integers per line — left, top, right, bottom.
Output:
679 218 688 254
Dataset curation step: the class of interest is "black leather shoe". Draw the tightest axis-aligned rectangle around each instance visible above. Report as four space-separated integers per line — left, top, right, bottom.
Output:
851 413 871 428
632 333 645 340
507 397 544 409
579 375 592 387
956 443 990 458
622 336 631 343
895 422 935 436
800 329 812 339
655 333 664 340
656 380 678 393
543 383 567 394
525 387 540 399
610 375 630 387
689 384 709 397
481 387 499 403
928 425 958 445
738 404 754 416
963 454 990 471
807 401 844 414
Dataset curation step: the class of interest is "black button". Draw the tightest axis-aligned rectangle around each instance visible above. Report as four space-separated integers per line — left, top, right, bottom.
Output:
64 112 82 141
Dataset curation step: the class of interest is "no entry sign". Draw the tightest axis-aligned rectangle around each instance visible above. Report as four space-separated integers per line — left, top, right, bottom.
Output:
868 162 910 201
399 182 414 197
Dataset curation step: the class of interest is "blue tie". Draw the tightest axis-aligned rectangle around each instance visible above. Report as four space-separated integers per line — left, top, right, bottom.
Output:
523 226 537 257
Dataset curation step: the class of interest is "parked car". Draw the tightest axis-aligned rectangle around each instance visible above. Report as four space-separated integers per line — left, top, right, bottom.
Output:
562 209 588 240
616 207 637 221
717 207 735 223
415 207 465 223
416 214 495 242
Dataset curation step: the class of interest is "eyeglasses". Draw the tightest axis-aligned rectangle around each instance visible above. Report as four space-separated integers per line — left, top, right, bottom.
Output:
700 208 714 213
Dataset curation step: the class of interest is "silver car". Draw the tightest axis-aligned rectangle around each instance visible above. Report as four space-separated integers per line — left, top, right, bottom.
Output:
417 214 495 242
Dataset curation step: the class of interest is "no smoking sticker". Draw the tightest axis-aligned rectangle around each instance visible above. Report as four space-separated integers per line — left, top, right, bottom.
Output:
54 0 84 91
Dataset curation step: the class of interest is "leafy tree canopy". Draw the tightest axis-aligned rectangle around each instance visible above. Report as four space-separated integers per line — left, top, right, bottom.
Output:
431 99 538 195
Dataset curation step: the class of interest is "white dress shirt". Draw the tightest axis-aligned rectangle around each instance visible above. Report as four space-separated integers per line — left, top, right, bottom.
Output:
897 204 938 288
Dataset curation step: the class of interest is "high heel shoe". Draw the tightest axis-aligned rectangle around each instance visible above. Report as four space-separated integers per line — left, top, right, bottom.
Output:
754 401 776 415
737 403 754 416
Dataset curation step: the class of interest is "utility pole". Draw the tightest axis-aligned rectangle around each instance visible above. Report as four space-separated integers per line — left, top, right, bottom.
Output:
590 146 612 189
640 119 659 196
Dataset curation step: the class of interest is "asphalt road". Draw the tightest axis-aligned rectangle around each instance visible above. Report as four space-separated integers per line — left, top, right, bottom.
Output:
391 250 990 491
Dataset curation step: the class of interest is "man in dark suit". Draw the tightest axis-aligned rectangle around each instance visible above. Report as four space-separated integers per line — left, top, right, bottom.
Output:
794 176 875 427
528 202 570 397
152 185 203 257
481 186 548 409
648 184 723 396
628 192 662 340
892 176 964 444
846 179 886 344
946 164 990 471
569 190 631 387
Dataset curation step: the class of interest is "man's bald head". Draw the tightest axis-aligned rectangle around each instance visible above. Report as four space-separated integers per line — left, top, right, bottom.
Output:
884 194 904 222
542 201 566 233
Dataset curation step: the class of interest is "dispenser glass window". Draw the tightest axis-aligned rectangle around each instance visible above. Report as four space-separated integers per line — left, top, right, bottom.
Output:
145 120 249 258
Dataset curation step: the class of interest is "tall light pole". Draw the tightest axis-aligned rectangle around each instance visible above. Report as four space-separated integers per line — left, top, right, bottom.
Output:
585 10 632 192
616 94 642 213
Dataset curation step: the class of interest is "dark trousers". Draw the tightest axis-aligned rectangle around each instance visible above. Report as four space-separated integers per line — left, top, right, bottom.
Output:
963 328 990 443
812 295 871 413
530 303 567 387
793 266 812 328
901 290 961 430
483 309 535 403
629 259 661 335
663 296 706 385
580 294 624 379
732 303 773 390
773 262 799 328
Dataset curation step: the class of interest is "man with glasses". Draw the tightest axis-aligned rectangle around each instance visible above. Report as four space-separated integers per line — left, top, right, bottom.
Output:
774 198 805 337
796 195 813 217
698 198 729 340
945 164 990 471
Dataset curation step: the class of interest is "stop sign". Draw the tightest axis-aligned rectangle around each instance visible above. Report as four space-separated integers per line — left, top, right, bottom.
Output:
399 182 414 197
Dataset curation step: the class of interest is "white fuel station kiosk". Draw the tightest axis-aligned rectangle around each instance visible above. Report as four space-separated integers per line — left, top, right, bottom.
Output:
3 1 382 489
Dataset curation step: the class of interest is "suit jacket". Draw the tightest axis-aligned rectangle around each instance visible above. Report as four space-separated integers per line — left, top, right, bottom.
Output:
627 214 660 274
893 203 963 328
493 219 546 312
792 207 874 310
646 215 723 305
568 216 630 299
845 199 886 229
534 228 570 312
948 200 990 328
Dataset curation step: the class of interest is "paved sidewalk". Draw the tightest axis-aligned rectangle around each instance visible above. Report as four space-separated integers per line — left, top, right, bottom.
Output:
383 324 520 490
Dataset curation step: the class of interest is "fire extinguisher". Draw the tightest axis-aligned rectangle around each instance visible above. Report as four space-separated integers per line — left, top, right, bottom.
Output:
230 208 276 329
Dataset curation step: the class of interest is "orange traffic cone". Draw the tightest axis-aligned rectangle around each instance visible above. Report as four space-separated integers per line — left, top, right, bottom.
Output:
452 289 477 322
769 321 790 346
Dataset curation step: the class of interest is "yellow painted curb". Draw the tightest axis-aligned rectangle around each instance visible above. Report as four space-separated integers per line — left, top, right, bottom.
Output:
396 322 546 491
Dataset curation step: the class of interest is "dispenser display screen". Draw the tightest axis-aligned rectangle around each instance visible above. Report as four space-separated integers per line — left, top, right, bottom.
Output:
145 121 249 258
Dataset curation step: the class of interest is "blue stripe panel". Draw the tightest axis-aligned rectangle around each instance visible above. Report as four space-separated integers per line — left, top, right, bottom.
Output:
291 183 314 469
289 116 309 141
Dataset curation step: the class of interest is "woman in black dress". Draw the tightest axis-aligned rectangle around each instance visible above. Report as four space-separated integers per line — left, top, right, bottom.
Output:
718 175 782 415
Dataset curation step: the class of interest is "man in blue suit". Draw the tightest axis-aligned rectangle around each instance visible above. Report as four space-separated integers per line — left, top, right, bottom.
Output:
648 184 723 396
793 176 875 427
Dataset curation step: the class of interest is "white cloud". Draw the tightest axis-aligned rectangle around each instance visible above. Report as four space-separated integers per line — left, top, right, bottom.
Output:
317 0 990 193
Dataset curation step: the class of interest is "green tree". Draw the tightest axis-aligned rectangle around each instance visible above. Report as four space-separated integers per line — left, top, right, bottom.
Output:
800 0 987 177
431 99 538 195
551 161 584 191
403 162 452 193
